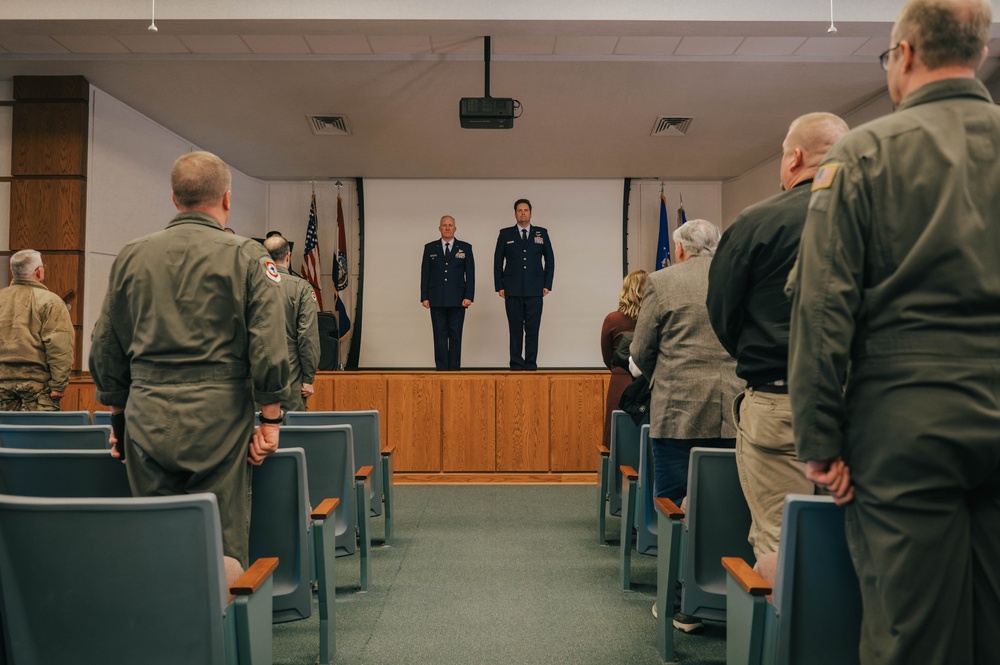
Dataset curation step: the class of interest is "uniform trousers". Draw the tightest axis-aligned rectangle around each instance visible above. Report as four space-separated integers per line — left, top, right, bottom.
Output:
430 306 466 371
844 354 1000 665
734 388 817 561
0 381 60 411
504 295 542 370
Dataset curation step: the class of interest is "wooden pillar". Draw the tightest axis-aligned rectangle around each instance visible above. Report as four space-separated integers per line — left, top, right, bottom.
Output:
9 75 89 370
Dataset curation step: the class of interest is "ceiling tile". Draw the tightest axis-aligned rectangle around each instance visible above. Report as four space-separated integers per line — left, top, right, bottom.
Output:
241 35 311 54
117 35 189 54
852 37 889 57
178 35 252 54
796 37 870 56
493 36 556 55
431 36 486 54
614 36 681 56
0 35 68 54
675 36 744 56
735 37 806 56
52 36 129 54
305 35 372 54
554 36 619 56
367 36 432 54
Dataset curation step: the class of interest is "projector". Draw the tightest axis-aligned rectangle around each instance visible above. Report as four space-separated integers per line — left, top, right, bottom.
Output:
459 97 515 129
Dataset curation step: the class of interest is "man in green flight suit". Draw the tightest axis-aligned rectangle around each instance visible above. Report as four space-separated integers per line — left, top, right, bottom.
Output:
90 151 290 568
787 1 1000 663
263 235 320 412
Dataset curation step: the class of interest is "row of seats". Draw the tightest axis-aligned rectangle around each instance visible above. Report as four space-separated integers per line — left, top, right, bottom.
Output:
596 409 863 664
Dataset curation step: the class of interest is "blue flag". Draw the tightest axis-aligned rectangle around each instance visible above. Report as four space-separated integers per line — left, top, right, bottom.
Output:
656 193 670 269
678 203 688 228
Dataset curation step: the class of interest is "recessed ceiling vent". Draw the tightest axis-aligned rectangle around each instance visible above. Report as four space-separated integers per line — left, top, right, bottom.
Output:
307 115 351 136
651 117 692 137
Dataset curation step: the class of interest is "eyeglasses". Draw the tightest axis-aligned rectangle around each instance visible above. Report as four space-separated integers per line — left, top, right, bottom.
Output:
879 42 909 71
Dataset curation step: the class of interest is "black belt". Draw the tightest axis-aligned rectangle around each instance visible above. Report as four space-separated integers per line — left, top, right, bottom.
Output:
752 383 788 394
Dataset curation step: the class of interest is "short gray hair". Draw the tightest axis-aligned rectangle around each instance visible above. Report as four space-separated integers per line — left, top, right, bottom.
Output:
10 249 42 279
673 219 721 257
895 0 991 70
171 151 232 209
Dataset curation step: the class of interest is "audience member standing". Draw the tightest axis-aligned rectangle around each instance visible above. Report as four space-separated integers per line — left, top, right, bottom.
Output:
421 215 475 370
706 112 848 564
90 151 289 569
600 269 647 446
494 199 554 370
787 1 999 662
0 250 74 411
264 235 320 410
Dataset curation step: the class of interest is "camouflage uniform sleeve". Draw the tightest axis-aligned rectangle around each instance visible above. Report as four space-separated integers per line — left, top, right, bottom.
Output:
39 294 75 392
245 247 291 405
89 270 132 406
787 153 869 462
296 282 321 384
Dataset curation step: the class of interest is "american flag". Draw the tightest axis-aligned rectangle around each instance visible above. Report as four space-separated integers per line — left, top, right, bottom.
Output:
302 192 324 310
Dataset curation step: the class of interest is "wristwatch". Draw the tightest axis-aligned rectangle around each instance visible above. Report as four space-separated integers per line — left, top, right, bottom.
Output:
258 410 285 425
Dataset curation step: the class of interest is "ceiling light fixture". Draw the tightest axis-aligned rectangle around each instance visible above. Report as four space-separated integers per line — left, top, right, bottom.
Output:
148 0 158 32
827 0 838 33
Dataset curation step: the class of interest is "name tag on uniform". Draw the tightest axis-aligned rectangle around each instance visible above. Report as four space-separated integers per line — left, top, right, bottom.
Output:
506 240 514 244
430 254 438 258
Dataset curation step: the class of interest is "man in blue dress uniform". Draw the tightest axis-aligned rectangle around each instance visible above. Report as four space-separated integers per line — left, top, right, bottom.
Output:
421 215 475 370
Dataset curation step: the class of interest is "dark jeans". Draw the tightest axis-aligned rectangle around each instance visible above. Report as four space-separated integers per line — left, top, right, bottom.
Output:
651 437 736 505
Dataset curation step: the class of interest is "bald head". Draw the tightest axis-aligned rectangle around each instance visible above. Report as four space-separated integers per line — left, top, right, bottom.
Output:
781 112 849 190
171 151 232 209
263 235 290 266
893 0 991 70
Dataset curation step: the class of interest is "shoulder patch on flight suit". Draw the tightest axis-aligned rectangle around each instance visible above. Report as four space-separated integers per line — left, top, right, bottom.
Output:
263 258 282 283
812 163 839 191
310 290 318 302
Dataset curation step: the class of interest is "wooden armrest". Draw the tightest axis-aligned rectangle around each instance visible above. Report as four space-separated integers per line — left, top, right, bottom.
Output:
620 465 638 481
596 444 610 456
356 465 374 481
311 497 340 520
381 446 396 456
653 497 685 520
230 557 279 595
722 557 772 597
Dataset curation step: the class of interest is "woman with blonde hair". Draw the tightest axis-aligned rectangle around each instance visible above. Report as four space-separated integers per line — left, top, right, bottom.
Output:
600 269 648 446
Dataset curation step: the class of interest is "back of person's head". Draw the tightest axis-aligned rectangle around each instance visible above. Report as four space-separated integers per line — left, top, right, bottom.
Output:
9 249 42 279
263 235 290 262
673 219 721 257
895 0 991 69
171 151 232 209
618 269 648 319
785 112 850 166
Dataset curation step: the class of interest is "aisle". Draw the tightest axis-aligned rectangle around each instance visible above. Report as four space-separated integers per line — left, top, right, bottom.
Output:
273 485 725 664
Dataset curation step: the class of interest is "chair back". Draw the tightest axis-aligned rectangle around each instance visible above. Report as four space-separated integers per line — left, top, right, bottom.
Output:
682 447 755 621
773 495 862 665
285 410 382 517
0 410 92 426
0 424 111 450
635 424 658 555
248 448 311 623
0 493 229 665
278 426 358 556
608 410 642 516
92 411 113 427
0 448 132 498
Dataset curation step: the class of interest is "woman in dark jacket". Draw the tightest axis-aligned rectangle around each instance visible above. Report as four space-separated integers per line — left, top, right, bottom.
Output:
600 269 647 446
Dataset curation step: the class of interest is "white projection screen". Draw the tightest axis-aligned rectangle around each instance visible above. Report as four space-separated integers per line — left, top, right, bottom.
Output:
360 179 625 369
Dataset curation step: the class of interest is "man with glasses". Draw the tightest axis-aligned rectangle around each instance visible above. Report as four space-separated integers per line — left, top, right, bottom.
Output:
0 250 74 411
787 1 999 663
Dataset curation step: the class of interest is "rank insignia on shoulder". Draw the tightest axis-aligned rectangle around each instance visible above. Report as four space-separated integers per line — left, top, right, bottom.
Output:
812 163 839 191
263 259 281 283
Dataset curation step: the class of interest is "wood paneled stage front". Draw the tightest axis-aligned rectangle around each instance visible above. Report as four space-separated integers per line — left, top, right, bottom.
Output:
64 371 608 483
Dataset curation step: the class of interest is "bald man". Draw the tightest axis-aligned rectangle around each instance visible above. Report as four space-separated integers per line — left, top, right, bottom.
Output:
707 112 849 563
787 1 1000 662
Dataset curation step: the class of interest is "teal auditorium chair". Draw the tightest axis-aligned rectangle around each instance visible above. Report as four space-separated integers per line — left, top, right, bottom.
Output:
596 410 643 544
279 425 373 591
0 424 111 450
0 448 131 497
92 410 112 427
723 495 862 665
285 410 394 545
250 448 339 664
618 424 658 588
0 493 276 665
0 410 92 426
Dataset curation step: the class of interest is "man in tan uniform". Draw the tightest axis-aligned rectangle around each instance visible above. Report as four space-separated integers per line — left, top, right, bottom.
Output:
787 1 999 662
0 249 74 411
90 151 289 567
263 235 320 412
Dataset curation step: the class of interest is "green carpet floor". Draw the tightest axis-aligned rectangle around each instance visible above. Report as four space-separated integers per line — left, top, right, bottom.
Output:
273 485 726 664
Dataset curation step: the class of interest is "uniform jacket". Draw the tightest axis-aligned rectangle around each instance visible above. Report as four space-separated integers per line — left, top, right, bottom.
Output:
787 78 1000 462
493 225 554 296
275 264 320 408
706 180 812 388
421 238 475 307
630 256 741 439
0 279 74 390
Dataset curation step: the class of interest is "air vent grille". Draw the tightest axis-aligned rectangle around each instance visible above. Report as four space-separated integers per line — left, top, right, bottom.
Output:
651 117 693 136
308 115 351 136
